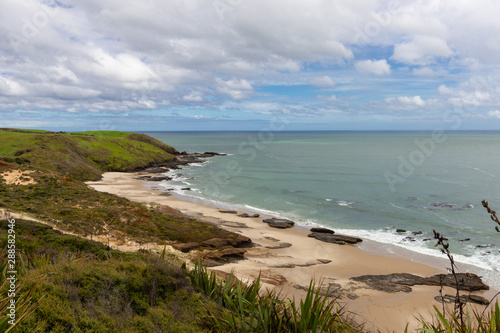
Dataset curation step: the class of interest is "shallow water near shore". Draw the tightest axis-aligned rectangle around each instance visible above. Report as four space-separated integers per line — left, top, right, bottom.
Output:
145 131 500 289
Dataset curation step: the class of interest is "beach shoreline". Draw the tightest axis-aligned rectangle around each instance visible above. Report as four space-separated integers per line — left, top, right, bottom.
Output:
87 171 499 332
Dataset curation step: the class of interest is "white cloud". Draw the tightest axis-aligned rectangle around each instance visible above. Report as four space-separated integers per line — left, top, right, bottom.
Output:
413 67 435 76
443 77 500 107
392 35 453 65
1 0 500 129
76 49 157 85
385 95 437 109
183 91 204 102
216 78 254 100
438 84 453 95
355 59 391 75
326 95 337 102
0 76 26 96
389 13 448 39
454 58 482 70
487 110 500 118
309 76 336 87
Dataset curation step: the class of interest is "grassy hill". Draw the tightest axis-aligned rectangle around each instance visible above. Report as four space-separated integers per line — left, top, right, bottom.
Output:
0 128 237 243
0 219 214 332
0 129 178 181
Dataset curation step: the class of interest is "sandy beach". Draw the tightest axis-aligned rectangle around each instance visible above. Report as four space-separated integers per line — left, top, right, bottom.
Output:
87 171 498 332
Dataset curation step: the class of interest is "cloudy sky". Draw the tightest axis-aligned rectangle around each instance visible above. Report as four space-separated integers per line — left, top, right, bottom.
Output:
1 0 500 131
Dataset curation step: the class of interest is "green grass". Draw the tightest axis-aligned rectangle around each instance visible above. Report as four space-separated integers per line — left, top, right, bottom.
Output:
0 129 177 181
0 174 237 243
70 131 133 138
183 260 359 332
0 128 235 243
0 131 39 156
0 219 124 261
10 257 211 333
0 128 52 134
70 131 178 154
0 220 213 332
418 303 500 333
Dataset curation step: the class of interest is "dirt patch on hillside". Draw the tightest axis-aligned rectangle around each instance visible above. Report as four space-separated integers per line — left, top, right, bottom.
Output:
0 169 37 185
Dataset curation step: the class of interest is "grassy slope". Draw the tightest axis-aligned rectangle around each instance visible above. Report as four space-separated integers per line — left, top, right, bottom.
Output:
0 129 236 243
0 219 212 333
0 129 178 181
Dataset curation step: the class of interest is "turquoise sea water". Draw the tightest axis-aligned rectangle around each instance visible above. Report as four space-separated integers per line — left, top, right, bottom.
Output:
146 131 500 288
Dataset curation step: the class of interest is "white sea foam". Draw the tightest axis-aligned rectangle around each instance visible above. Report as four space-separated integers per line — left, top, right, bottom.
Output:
333 227 500 289
158 176 500 289
336 200 355 207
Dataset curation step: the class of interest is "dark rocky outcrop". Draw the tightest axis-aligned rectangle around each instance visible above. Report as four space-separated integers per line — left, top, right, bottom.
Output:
198 248 246 266
435 294 490 305
308 232 362 245
293 283 359 300
310 227 335 234
138 152 227 174
262 218 295 229
351 273 489 293
396 229 406 233
476 244 495 249
150 176 172 181
237 213 260 218
293 283 342 298
174 242 200 253
174 235 252 253
202 152 227 156
219 210 238 214
317 259 332 264
265 242 292 249
429 202 457 208
200 235 252 248
423 273 489 291
134 175 172 181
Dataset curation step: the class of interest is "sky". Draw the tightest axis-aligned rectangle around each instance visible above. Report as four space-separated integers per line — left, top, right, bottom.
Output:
1 0 500 131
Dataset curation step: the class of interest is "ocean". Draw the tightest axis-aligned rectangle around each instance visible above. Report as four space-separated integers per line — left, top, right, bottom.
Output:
145 131 500 289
